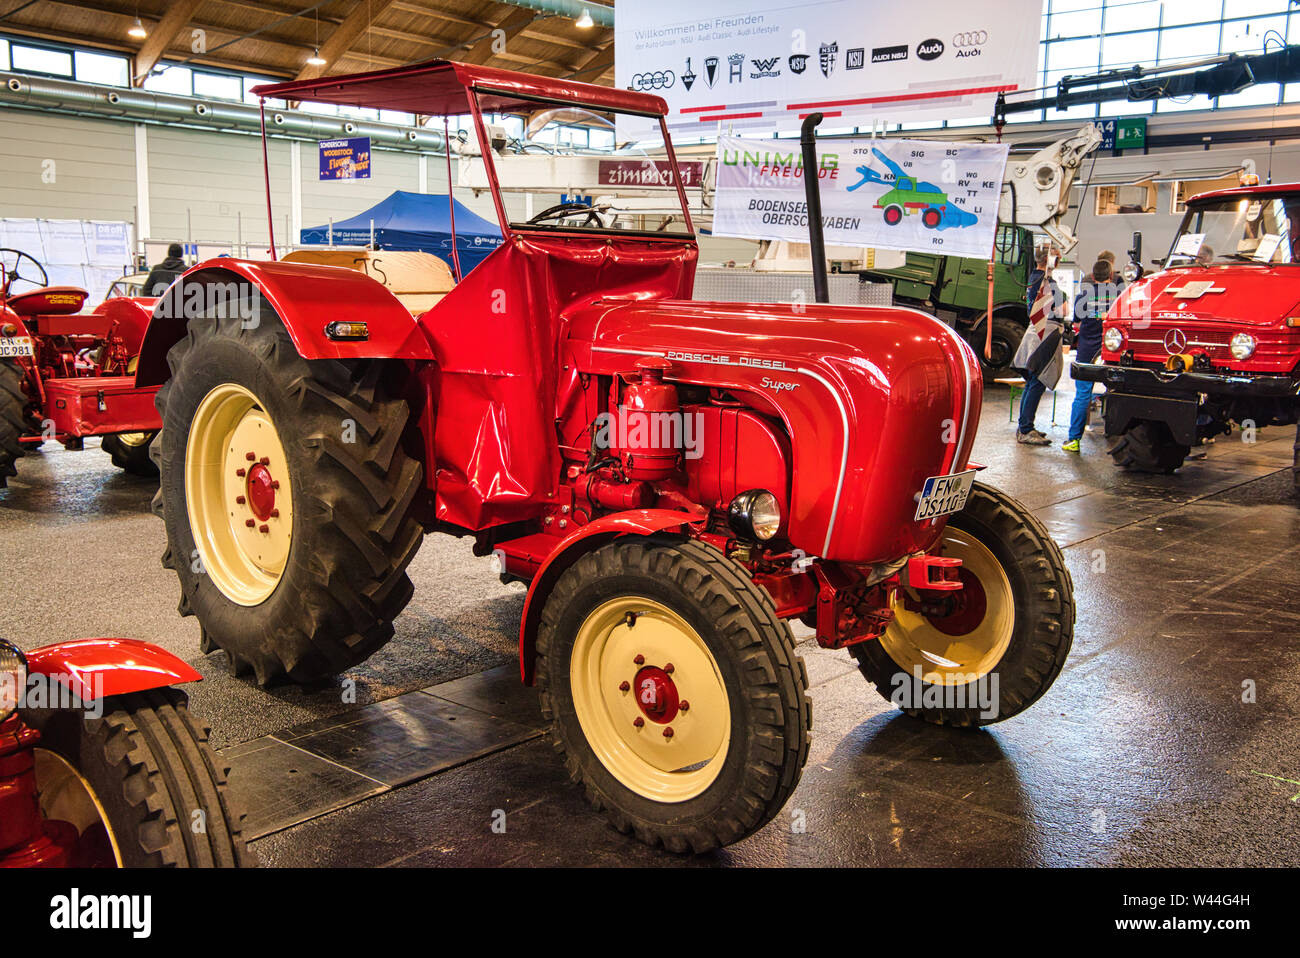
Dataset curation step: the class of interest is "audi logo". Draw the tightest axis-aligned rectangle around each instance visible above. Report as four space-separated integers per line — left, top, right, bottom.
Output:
631 71 675 91
952 30 988 46
1164 328 1188 353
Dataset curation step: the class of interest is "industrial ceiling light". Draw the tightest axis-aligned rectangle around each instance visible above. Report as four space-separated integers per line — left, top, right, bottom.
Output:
306 48 326 66
575 8 594 29
128 17 147 39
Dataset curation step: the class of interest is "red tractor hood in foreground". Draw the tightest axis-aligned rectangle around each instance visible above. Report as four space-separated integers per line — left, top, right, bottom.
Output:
569 298 983 563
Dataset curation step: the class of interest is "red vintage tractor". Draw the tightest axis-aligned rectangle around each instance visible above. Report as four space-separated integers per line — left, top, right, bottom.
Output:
135 61 1075 852
0 636 250 867
0 249 162 486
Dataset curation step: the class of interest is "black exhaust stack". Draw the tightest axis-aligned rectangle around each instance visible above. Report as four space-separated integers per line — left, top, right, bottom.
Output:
799 112 830 304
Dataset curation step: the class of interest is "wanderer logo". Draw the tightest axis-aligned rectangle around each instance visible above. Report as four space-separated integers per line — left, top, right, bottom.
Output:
917 38 945 60
750 56 781 79
631 71 675 91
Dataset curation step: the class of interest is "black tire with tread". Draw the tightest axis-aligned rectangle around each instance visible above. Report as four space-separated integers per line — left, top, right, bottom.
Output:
153 298 424 684
1107 419 1189 474
0 360 27 487
102 430 160 477
536 537 811 854
22 687 253 867
1292 423 1299 498
849 482 1075 727
966 314 1027 381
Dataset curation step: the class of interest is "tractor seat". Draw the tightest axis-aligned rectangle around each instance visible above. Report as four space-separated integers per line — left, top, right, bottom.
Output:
5 286 89 317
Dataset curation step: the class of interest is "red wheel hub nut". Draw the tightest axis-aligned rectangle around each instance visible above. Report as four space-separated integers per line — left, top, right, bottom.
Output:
632 666 680 725
245 463 277 522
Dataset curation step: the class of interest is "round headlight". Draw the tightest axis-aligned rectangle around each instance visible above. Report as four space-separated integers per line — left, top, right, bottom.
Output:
1122 263 1139 283
728 489 781 541
0 640 27 722
1103 327 1125 353
1229 332 1256 360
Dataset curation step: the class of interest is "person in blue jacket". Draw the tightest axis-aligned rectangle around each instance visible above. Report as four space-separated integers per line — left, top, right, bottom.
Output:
1064 258 1122 452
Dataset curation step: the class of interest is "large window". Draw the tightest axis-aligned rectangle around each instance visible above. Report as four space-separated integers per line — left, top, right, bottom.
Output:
1038 0 1300 122
2 35 129 86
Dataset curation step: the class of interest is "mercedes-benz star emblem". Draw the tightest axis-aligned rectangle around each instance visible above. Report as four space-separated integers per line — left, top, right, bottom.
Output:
1164 328 1188 353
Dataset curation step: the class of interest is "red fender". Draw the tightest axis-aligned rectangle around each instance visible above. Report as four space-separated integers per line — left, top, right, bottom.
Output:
135 258 434 387
23 638 202 702
517 509 702 685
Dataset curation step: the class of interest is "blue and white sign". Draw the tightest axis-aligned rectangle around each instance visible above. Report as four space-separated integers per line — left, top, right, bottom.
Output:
319 137 371 180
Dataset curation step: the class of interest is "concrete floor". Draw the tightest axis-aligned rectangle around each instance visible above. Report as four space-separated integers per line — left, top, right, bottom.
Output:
2 383 1298 866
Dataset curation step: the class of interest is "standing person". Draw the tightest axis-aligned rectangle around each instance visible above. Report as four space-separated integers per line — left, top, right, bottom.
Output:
1013 246 1064 445
144 243 187 296
1063 258 1121 453
1092 250 1116 280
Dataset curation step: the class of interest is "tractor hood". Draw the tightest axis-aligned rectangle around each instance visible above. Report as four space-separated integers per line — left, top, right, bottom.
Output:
1118 265 1300 328
568 298 983 564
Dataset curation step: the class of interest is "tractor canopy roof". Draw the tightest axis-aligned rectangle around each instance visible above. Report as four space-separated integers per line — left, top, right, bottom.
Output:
251 59 668 119
1188 182 1300 205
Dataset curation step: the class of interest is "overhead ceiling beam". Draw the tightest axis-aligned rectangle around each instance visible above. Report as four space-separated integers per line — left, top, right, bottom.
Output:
564 43 613 81
459 7 538 67
133 0 204 85
296 0 402 79
518 27 611 52
389 2 491 30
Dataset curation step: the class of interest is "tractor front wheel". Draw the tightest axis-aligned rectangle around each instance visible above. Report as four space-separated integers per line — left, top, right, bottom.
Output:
102 430 159 477
883 205 904 226
22 688 253 867
153 303 424 684
1107 419 1189 474
849 482 1074 726
922 207 942 229
537 538 811 853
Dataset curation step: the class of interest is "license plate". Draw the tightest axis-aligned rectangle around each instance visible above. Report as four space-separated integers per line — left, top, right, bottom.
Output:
0 336 34 359
914 469 977 521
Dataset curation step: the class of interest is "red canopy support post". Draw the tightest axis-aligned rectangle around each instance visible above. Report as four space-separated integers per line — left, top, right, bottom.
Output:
443 117 463 283
259 99 278 261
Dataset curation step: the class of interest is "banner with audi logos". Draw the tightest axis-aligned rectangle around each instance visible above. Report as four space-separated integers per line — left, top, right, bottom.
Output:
712 134 1010 259
614 0 1041 142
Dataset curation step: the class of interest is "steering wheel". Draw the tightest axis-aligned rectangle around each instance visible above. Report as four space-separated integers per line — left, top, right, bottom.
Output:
0 248 50 296
527 202 603 228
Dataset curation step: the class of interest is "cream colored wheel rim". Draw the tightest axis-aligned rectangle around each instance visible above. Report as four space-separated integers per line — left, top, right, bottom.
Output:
34 749 123 867
185 383 293 606
882 528 1014 685
570 596 731 803
115 431 151 448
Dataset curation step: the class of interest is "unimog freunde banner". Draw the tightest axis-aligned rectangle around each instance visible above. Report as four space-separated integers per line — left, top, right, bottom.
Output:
711 135 1011 259
614 0 1042 142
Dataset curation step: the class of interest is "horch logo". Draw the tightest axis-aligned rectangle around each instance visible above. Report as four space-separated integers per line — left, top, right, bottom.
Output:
819 42 838 77
846 47 865 70
953 30 988 57
789 53 809 74
871 44 909 63
728 53 744 83
750 55 781 79
917 38 945 60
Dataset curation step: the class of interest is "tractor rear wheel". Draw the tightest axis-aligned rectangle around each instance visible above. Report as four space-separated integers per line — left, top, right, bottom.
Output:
1107 419 1189 474
849 482 1074 726
153 303 424 684
0 360 28 487
102 430 159 477
1292 422 1299 499
536 538 811 853
883 205 904 226
922 207 942 229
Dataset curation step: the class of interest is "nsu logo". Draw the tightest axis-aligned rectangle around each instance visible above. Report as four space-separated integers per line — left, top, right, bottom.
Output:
917 38 944 60
953 30 988 58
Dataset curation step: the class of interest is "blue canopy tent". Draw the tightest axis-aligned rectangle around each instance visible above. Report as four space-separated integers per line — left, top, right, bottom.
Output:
299 190 503 276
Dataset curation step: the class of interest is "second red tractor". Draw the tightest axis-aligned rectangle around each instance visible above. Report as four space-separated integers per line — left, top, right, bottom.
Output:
133 60 1075 852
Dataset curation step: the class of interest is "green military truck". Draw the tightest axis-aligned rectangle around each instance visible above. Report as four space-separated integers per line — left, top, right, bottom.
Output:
852 224 1033 380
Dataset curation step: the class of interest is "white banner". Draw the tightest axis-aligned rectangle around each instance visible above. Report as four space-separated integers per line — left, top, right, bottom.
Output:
712 136 1011 259
614 0 1042 143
